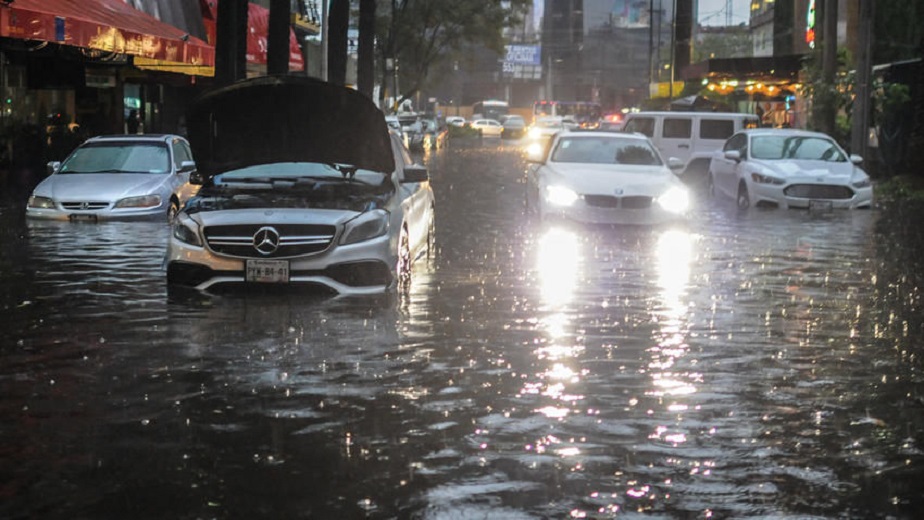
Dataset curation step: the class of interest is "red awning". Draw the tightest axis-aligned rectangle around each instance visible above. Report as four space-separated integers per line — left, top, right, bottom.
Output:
0 0 214 69
201 1 305 71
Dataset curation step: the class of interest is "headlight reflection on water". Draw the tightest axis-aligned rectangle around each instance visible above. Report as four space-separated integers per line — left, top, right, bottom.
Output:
537 226 581 306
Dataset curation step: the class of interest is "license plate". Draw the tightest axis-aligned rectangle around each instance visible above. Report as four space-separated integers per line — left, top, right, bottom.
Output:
68 214 98 222
246 259 290 283
809 200 833 212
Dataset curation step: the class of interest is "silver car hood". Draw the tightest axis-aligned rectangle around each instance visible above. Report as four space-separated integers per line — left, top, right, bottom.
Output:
545 163 679 196
750 159 860 180
187 76 394 178
35 173 169 200
188 207 360 229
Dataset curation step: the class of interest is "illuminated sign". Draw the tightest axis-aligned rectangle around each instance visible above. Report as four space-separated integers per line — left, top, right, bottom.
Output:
806 0 816 48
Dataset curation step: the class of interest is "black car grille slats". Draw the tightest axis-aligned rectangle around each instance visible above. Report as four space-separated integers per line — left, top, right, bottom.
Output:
582 195 653 209
784 184 854 200
204 224 336 258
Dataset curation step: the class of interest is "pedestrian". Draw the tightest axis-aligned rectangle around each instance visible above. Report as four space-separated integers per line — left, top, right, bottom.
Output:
126 109 141 134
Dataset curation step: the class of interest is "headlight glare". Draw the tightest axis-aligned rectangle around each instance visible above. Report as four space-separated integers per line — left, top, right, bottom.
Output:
545 185 579 206
115 194 161 209
27 195 55 209
341 209 389 245
657 186 690 213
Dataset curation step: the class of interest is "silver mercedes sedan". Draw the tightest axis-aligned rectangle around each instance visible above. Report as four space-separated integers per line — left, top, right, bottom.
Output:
164 76 435 297
25 134 199 222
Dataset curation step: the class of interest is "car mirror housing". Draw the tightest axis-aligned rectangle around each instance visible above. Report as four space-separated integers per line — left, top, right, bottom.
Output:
850 154 863 164
667 157 685 170
724 150 741 162
46 161 61 176
179 160 197 173
403 165 429 183
189 170 207 185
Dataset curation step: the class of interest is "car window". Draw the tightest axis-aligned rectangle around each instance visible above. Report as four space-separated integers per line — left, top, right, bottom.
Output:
751 135 846 161
551 136 662 166
724 133 747 153
60 142 170 174
699 119 735 140
623 117 654 137
663 118 692 138
172 139 193 168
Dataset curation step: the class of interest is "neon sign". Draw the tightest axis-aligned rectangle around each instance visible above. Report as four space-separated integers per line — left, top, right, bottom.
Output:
806 0 816 48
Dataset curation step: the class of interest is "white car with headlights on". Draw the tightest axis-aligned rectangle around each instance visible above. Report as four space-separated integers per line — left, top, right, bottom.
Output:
26 134 198 222
165 76 435 297
525 131 690 225
708 128 873 210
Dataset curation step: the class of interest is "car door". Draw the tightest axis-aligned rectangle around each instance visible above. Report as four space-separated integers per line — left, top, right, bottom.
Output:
391 134 430 250
170 137 198 204
659 116 693 164
711 132 747 198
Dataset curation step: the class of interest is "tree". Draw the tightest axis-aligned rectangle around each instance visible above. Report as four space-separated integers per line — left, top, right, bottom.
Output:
375 0 531 111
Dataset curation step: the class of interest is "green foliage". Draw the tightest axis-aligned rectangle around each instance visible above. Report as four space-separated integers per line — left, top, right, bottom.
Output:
376 0 531 109
874 175 924 204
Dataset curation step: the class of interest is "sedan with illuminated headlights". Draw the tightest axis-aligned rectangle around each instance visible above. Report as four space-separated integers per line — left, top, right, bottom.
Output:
25 134 198 222
164 76 435 296
708 128 873 210
525 131 690 225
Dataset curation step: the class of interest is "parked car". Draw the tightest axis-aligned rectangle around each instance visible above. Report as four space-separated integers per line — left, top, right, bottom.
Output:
470 118 504 137
25 134 199 222
621 111 760 188
165 76 435 296
525 130 690 225
708 128 873 210
500 114 527 139
445 116 466 127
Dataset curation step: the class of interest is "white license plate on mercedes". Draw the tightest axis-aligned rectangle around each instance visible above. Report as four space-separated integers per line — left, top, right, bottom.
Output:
246 259 290 283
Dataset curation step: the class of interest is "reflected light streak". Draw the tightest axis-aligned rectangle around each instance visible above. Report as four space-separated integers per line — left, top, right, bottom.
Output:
537 227 581 306
655 229 693 318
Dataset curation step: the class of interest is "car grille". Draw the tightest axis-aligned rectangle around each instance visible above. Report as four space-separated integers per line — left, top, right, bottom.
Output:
784 184 853 200
60 201 110 210
204 224 336 258
583 195 653 209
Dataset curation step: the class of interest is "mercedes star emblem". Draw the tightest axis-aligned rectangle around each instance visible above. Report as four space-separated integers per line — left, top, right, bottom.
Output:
253 226 281 255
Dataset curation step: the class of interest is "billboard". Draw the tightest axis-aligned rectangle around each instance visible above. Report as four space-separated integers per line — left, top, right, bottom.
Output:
503 44 542 80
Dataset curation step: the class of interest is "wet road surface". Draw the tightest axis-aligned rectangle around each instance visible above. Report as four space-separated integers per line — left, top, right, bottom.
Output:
1 139 923 518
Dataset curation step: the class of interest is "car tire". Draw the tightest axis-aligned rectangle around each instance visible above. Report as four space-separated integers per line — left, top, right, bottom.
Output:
737 181 751 210
707 173 716 199
396 225 412 293
168 199 180 221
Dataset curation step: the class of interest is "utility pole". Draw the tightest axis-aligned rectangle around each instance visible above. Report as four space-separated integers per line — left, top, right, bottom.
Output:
850 0 874 158
819 0 838 135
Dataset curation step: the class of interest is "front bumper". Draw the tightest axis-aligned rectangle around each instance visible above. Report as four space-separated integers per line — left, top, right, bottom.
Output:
750 182 873 209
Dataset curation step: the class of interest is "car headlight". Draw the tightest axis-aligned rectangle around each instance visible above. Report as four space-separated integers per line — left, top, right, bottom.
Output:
114 194 161 209
340 209 389 245
172 217 202 246
528 128 542 139
545 185 579 207
27 195 55 209
852 177 871 189
750 172 785 185
657 186 690 213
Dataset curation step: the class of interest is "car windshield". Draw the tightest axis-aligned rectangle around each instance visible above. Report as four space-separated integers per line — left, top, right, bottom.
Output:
551 136 662 166
59 142 170 174
750 135 847 161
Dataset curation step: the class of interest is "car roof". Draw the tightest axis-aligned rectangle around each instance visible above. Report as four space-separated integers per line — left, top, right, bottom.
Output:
626 111 756 118
84 134 184 144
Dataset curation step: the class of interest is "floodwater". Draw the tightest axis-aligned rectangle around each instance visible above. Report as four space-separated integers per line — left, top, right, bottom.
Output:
1 140 922 519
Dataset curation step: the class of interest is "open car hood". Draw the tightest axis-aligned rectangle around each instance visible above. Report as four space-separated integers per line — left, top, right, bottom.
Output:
187 76 394 178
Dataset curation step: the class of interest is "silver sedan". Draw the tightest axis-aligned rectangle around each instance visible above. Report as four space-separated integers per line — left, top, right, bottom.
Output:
26 134 198 222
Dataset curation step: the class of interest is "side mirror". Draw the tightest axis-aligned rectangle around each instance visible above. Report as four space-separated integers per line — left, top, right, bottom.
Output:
46 161 61 176
403 164 429 183
849 154 863 164
178 160 197 173
723 150 742 162
667 157 685 170
189 171 207 185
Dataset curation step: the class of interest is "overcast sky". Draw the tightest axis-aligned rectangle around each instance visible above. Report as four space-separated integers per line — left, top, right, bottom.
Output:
698 0 751 26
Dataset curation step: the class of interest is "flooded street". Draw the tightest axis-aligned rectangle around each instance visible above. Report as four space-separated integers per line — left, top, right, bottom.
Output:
1 140 923 519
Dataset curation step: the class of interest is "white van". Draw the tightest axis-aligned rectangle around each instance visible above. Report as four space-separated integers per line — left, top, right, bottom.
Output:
621 111 760 187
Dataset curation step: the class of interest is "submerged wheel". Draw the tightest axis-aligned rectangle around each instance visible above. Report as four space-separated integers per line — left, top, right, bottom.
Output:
737 182 751 210
396 226 411 292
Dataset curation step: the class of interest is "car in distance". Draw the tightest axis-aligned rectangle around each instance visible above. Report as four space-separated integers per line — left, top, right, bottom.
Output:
499 114 527 139
165 76 435 296
26 134 198 222
708 128 873 210
445 116 466 127
525 130 690 225
469 118 504 137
